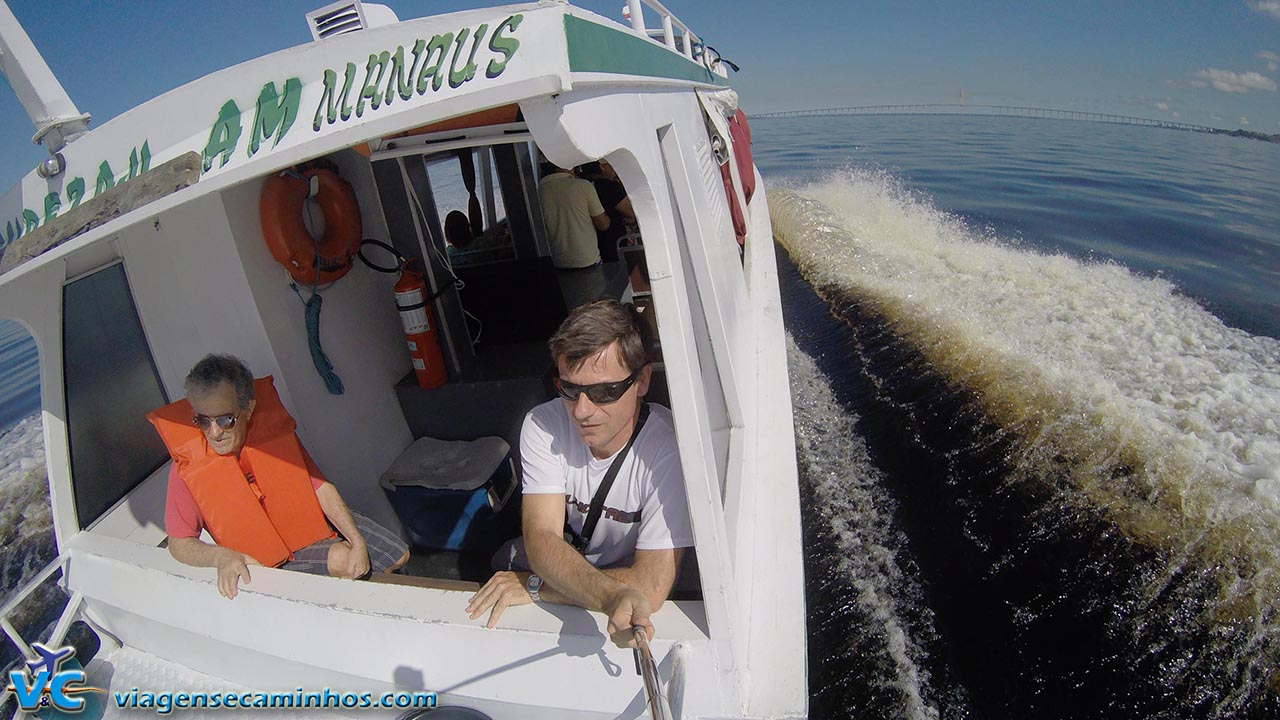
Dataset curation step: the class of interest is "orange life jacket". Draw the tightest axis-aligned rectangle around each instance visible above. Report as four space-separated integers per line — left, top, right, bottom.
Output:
146 376 335 567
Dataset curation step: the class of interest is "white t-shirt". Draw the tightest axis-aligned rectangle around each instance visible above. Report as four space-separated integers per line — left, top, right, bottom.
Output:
520 399 694 568
538 172 605 269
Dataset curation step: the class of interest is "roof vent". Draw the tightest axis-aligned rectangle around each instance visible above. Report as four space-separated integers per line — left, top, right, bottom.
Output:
306 1 399 41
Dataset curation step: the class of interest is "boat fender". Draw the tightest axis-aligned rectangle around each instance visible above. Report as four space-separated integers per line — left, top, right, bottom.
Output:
260 168 362 285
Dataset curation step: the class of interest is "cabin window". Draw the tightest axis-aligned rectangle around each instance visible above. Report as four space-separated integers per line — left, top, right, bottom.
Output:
425 149 515 267
62 262 168 528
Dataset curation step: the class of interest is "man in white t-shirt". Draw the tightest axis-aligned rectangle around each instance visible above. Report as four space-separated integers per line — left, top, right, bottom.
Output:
467 300 693 647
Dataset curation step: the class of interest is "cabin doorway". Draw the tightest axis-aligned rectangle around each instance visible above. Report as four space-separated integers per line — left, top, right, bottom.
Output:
357 131 668 585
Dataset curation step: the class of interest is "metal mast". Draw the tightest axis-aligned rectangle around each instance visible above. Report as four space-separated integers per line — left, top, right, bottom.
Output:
0 0 90 176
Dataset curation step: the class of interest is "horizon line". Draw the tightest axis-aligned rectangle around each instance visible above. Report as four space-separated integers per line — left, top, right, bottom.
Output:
749 104 1266 136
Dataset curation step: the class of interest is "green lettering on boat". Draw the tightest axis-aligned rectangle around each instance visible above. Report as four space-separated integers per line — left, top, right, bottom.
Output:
448 24 489 89
66 177 85 210
5 218 22 247
416 32 453 94
486 15 523 78
43 193 60 224
312 63 359 131
96 161 115 195
203 100 244 172
249 79 302 157
127 142 152 181
339 62 357 120
385 40 425 105
357 51 391 116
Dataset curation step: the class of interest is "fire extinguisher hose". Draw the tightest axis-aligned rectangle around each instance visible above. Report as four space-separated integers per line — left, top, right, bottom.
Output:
357 239 408 274
358 239 450 303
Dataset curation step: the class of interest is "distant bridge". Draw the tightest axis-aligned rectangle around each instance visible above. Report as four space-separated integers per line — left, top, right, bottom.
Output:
752 104 1219 133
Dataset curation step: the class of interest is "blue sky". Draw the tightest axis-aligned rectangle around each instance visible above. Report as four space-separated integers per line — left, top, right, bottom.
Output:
2 0 1278 190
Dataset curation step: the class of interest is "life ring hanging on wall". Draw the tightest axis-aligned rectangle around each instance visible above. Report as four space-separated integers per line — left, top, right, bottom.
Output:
260 168 362 285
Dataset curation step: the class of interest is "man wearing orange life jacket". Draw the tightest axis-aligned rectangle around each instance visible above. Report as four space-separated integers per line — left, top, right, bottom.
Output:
148 354 408 599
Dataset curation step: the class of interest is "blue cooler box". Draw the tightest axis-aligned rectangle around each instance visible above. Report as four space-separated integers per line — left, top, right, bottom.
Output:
380 436 518 552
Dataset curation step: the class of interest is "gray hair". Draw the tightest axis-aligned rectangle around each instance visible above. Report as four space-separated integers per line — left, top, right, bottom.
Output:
184 354 255 409
549 299 650 374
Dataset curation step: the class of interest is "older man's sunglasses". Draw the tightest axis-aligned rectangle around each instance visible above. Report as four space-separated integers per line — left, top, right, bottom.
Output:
555 368 641 405
192 413 237 431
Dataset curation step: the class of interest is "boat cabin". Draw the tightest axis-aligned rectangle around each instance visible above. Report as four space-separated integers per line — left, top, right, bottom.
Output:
0 2 804 717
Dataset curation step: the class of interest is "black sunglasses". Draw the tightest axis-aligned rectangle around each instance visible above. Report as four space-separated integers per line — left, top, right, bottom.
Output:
192 413 238 431
555 368 642 405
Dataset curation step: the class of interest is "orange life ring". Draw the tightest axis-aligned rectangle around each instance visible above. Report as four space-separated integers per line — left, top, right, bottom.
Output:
260 168 362 285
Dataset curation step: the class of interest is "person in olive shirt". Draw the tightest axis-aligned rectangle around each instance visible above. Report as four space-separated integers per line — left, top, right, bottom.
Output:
539 162 610 270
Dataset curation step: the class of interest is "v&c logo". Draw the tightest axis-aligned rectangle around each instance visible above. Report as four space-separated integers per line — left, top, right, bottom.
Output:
4 643 102 714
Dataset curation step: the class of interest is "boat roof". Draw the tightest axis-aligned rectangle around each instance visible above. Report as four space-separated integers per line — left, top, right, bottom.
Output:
0 0 728 282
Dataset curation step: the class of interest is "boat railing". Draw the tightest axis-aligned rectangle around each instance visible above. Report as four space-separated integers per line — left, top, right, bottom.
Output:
0 554 82 661
623 0 702 61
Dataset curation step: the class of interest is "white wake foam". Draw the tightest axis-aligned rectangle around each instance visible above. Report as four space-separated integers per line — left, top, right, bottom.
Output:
788 335 941 720
771 170 1280 622
0 412 53 605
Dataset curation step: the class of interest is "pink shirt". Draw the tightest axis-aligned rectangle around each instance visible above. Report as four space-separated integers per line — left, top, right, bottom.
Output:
164 445 326 539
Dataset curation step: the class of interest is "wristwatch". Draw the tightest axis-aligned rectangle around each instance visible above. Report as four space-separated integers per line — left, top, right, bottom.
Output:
526 573 542 602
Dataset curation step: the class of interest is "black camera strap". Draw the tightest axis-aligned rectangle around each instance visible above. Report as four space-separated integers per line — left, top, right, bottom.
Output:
567 404 651 553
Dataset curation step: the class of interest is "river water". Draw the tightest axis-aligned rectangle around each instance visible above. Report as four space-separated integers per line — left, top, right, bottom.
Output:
761 114 1280 719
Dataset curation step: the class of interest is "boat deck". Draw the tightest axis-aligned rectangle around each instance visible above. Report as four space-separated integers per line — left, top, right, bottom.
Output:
90 645 355 719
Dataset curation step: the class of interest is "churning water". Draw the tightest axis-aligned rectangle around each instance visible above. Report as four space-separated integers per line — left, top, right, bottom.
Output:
765 115 1280 718
0 319 52 615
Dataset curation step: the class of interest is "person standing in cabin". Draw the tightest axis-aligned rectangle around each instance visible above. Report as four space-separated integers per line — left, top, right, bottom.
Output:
538 162 611 270
579 159 636 263
539 162 614 308
467 300 693 648
147 354 408 599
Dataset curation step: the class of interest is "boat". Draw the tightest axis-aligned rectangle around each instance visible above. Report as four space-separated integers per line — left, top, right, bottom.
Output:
0 1 805 717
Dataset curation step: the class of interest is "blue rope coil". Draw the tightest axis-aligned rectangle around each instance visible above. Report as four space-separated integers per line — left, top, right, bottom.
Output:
292 283 344 395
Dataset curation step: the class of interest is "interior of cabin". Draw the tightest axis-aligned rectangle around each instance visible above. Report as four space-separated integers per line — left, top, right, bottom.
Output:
56 106 702 602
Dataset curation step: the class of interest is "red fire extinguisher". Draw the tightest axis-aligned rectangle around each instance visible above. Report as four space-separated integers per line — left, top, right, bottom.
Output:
394 264 448 389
